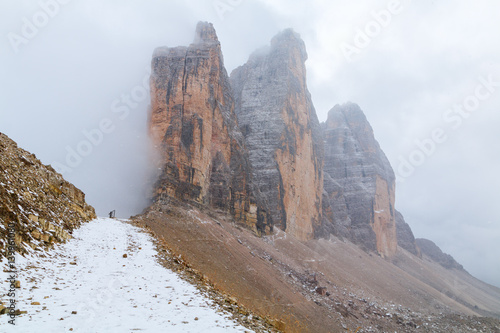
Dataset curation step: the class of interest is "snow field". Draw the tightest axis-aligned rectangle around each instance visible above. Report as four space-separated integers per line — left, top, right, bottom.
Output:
1 218 252 332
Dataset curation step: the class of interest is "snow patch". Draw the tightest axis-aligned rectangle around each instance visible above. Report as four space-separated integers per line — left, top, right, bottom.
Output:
1 218 251 332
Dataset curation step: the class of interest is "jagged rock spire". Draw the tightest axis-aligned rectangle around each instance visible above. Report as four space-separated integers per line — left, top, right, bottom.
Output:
149 22 271 235
231 28 323 241
193 21 219 44
322 102 397 257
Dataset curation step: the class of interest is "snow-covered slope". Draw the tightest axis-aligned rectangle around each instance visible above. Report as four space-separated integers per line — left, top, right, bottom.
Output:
1 218 251 332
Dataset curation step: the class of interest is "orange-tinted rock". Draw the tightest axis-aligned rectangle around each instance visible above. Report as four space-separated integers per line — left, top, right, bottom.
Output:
372 175 397 258
149 22 271 234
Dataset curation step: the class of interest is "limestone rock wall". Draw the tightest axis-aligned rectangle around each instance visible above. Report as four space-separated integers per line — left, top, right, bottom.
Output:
395 210 419 256
148 22 420 255
0 132 96 257
322 103 397 257
149 22 271 234
230 29 324 241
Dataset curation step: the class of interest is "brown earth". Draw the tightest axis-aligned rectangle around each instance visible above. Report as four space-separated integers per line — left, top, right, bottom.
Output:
134 202 500 333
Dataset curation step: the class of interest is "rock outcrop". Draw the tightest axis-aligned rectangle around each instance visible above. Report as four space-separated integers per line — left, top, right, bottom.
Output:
230 29 324 241
416 238 464 270
0 132 96 258
395 210 419 256
322 103 397 257
149 22 271 234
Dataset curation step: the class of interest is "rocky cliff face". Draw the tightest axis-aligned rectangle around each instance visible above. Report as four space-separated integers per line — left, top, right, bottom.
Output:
395 210 419 256
0 133 96 258
230 29 324 241
149 22 420 256
322 103 397 257
149 22 271 234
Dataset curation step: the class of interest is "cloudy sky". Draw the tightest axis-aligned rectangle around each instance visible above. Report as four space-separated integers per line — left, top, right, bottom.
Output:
1 0 499 287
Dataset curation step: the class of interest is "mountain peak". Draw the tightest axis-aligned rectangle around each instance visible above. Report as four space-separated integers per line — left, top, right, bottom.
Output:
328 102 363 117
270 28 307 61
193 21 219 44
322 103 398 257
149 23 271 235
230 27 322 241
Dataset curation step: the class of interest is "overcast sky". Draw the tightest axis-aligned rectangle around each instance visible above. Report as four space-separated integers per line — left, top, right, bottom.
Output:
1 0 499 287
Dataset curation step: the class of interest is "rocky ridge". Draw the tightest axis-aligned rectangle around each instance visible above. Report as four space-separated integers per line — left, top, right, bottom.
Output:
0 132 96 258
416 238 464 270
148 22 459 263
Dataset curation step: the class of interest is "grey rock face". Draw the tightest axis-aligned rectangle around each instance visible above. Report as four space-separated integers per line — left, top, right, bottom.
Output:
322 103 397 257
416 238 464 270
395 210 419 256
230 29 324 240
319 173 351 239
